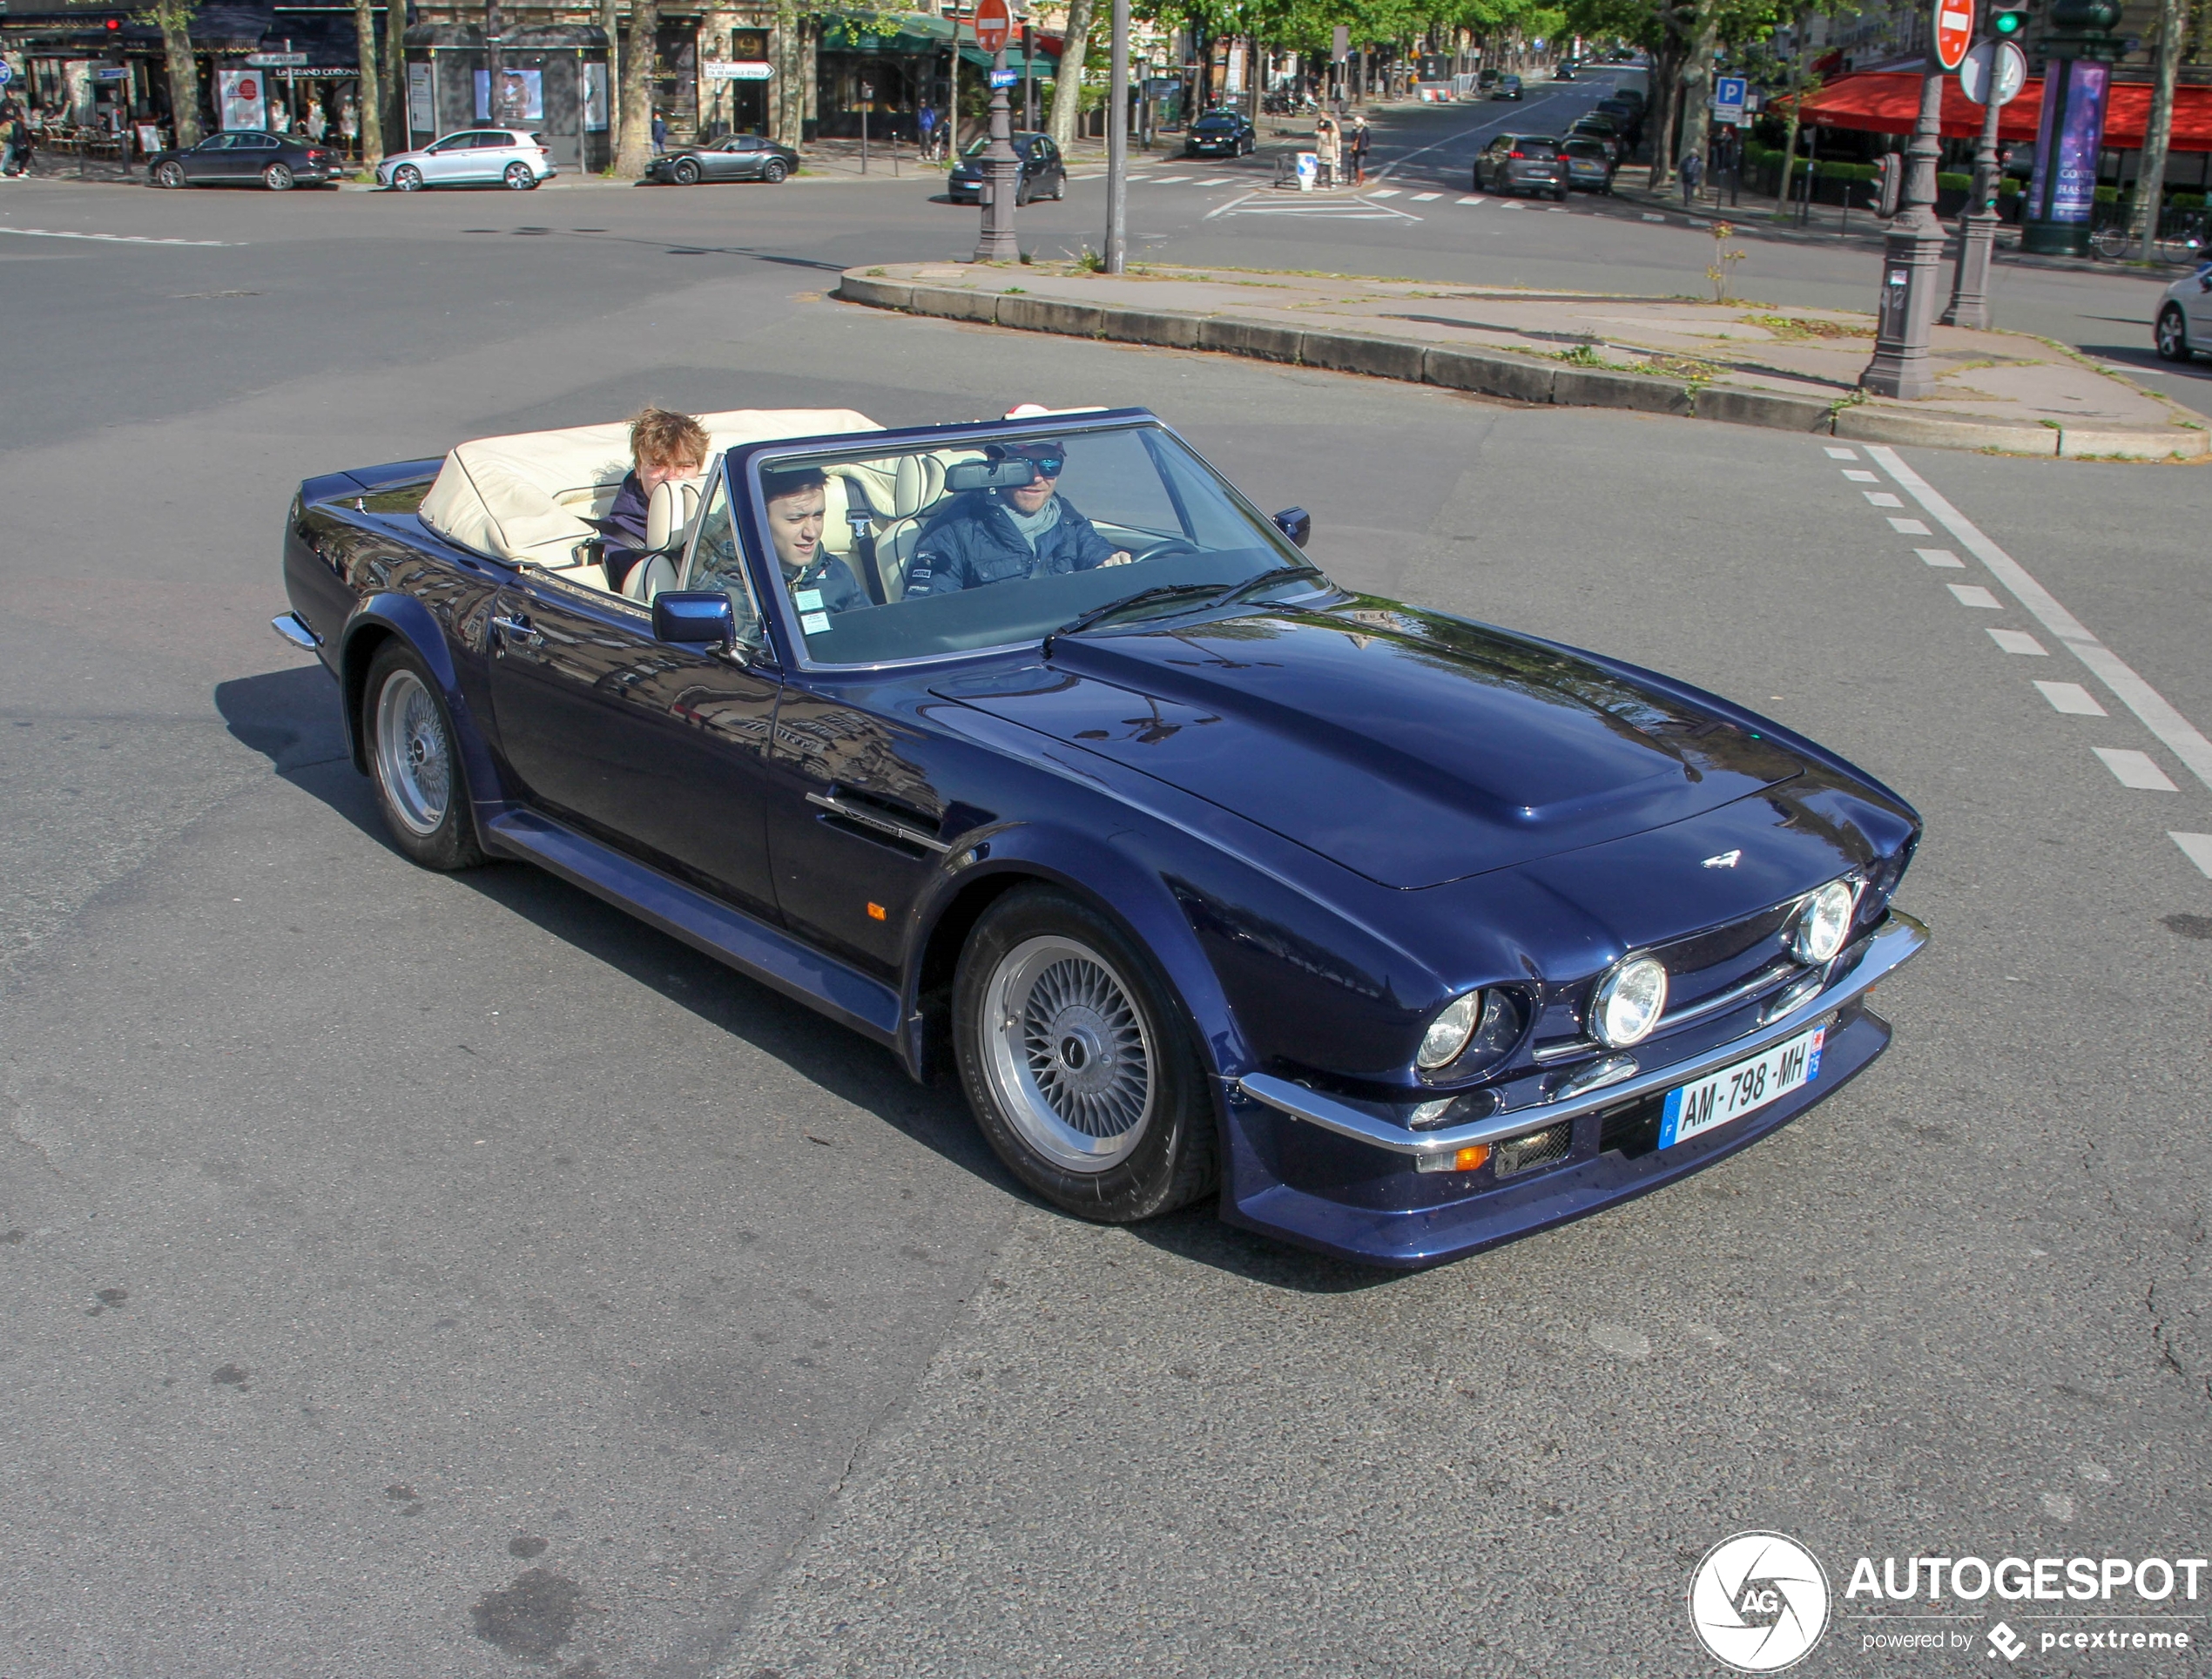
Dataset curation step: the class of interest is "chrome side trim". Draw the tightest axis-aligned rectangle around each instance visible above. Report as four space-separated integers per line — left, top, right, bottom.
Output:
272 612 321 651
1235 909 1926 1162
805 790 952 854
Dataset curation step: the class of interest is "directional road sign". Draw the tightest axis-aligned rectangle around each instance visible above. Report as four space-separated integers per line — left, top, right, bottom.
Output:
1959 38 2027 105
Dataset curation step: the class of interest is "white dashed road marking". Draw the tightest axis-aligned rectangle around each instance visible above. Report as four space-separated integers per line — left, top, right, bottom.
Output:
1367 188 1401 199
1152 175 1191 184
1458 195 1486 205
1865 491 1905 507
1916 548 1966 568
1888 516 1932 535
2036 681 2107 717
1642 212 1666 222
1843 469 1878 482
1411 192 1441 201
2172 833 2212 879
1989 628 2048 655
1196 177 1233 185
2094 748 2179 792
1825 447 1858 459
1869 444 2212 795
1 226 236 246
1947 583 2002 609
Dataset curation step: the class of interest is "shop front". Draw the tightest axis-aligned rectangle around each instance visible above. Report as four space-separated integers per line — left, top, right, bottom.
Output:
401 20 609 167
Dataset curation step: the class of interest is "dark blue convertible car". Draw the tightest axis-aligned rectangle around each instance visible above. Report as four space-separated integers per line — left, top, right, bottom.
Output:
276 406 1925 1268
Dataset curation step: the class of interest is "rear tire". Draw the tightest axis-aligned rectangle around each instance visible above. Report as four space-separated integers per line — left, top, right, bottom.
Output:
761 157 787 183
954 885 1216 1224
503 161 533 190
2155 304 2191 362
263 163 294 191
364 642 485 871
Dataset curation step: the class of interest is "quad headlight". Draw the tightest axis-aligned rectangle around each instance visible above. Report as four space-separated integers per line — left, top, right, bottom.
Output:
1417 992 1484 1069
1591 955 1669 1048
1790 878 1860 966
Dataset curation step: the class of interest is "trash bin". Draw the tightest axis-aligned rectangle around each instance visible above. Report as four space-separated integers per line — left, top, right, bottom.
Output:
1296 152 1317 192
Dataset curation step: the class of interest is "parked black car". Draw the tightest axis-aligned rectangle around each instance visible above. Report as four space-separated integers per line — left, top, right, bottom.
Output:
1473 132 1567 199
1570 115 1629 163
148 130 344 191
945 131 1067 205
645 132 798 185
1184 110 1257 158
1593 97 1645 145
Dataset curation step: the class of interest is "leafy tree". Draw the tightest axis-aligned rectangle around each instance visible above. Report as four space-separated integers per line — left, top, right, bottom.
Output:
134 0 203 147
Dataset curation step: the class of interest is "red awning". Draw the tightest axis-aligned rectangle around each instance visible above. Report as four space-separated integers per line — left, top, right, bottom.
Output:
1787 71 2212 152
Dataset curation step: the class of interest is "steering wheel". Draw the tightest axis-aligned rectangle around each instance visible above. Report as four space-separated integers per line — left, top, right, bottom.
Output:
1133 536 1203 563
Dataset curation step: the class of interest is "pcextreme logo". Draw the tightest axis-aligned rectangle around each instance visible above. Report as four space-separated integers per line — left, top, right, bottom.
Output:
1688 1531 1833 1673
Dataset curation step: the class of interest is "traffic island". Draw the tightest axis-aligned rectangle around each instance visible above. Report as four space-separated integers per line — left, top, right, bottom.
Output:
835 260 2207 461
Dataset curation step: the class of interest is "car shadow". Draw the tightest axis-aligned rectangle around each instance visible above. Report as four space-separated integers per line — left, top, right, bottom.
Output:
1123 1204 1402 1292
212 665 1012 1197
2079 340 2212 384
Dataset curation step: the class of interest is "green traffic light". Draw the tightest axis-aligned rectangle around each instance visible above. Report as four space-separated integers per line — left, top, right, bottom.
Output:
1992 7 2027 32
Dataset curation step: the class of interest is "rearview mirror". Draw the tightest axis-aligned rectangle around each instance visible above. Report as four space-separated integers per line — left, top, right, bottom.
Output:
1272 507 1312 549
945 458 1041 492
653 590 735 648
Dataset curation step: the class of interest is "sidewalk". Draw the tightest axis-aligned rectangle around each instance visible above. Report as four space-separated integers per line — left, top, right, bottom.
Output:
838 257 2209 460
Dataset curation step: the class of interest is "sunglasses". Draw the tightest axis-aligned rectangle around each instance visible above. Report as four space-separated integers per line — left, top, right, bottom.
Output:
1013 453 1065 477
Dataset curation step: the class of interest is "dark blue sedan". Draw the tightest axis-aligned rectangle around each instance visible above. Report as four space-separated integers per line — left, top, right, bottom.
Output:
275 408 1925 1268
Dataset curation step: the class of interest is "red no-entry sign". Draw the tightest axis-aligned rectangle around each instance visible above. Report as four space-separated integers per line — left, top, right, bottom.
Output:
974 0 1010 53
1934 0 1975 70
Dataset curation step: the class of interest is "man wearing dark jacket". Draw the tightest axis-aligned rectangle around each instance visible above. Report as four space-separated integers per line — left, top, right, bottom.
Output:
906 441 1130 597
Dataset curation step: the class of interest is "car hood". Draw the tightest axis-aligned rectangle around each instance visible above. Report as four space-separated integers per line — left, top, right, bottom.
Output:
935 597 1814 889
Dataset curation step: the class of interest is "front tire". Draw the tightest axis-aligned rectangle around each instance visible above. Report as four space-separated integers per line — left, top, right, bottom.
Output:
2155 304 2191 362
954 886 1216 1224
364 643 485 871
393 164 423 191
671 158 700 185
154 160 185 189
263 162 294 191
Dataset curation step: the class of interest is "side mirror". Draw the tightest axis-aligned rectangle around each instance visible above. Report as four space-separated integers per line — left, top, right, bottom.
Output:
653 590 735 649
1272 506 1312 549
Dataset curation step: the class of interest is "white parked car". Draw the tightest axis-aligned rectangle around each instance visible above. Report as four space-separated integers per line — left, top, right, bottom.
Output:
377 128 556 192
2155 261 2212 362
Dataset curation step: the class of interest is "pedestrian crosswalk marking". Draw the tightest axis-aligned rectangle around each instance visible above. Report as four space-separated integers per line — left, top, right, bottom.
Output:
1411 192 1441 201
1500 201 1523 210
1366 188 1400 199
1152 175 1191 183
1458 195 1486 205
1196 177 1233 185
1642 212 1666 222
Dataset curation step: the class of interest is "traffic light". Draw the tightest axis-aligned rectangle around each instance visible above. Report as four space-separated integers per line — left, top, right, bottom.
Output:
1875 151 1903 217
1991 4 2029 37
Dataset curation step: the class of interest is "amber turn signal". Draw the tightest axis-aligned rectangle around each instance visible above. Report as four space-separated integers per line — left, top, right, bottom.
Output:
866 902 887 921
1416 1143 1491 1175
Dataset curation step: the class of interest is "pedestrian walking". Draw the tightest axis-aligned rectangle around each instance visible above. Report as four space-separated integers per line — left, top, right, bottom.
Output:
1315 114 1340 189
651 109 668 155
0 104 25 179
1350 112 1370 185
1678 145 1703 206
917 99 937 160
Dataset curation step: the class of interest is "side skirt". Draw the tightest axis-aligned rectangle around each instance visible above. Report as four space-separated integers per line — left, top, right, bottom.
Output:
484 809 908 1056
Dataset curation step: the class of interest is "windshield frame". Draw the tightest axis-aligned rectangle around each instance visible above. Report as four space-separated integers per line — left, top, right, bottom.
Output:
722 411 1327 676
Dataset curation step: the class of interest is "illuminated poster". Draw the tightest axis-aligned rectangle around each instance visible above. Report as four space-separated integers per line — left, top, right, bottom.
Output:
2027 58 2109 226
474 67 543 122
218 68 266 131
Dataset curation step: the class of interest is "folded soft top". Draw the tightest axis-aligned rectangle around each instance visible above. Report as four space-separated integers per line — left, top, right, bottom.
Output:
418 408 884 567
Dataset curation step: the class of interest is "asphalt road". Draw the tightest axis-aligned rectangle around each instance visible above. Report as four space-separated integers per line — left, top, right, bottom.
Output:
0 161 2208 1679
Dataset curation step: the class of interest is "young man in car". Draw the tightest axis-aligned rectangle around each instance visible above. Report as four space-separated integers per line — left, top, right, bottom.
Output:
905 441 1131 597
594 407 708 592
759 465 867 623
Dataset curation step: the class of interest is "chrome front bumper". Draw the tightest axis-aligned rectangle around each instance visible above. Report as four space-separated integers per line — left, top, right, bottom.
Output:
1237 909 1927 1166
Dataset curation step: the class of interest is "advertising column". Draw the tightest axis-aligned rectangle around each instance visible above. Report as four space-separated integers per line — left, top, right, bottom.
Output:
2020 0 2121 255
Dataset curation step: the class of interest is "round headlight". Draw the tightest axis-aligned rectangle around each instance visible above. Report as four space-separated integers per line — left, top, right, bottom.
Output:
1791 879 1859 965
1416 992 1484 1070
1592 956 1669 1048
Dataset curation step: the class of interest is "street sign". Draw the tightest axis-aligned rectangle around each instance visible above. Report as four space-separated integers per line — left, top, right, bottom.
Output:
1959 37 2027 105
704 60 772 81
0 61 14 86
988 67 1018 89
974 0 1010 53
246 51 308 67
1332 24 1350 62
1934 0 1975 71
1710 75 1747 124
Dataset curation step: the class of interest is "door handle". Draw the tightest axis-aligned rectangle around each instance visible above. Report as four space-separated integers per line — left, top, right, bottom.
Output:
490 612 543 649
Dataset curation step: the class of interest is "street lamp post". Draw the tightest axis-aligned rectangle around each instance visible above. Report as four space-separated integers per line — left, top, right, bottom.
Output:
974 0 1019 260
1859 69 1949 397
1105 0 1128 273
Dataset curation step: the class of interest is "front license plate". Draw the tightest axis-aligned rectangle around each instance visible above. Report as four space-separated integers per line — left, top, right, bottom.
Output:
1659 1025 1825 1149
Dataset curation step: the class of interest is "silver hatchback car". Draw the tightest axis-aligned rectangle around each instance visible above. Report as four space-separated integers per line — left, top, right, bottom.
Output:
2155 261 2212 362
378 128 557 192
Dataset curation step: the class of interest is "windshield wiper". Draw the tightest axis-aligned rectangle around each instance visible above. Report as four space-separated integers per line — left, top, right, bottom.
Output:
1210 563 1326 610
1044 584 1228 653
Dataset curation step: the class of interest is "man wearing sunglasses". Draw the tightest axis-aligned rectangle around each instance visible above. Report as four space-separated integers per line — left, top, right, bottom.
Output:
906 441 1132 598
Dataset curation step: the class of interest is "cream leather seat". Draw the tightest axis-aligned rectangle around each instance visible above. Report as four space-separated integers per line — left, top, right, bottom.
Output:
419 408 883 594
820 453 955 603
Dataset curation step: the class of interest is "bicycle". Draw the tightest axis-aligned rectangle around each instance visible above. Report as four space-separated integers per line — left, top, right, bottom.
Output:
2159 210 2207 265
2088 221 2134 259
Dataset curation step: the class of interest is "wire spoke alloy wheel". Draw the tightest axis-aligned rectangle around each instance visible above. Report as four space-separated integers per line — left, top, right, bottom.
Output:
374 670 452 837
983 935 1155 1174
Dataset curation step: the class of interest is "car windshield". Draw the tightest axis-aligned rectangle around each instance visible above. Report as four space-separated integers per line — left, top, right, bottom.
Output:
1194 116 1236 131
711 424 1320 667
962 136 1035 158
1514 140 1558 158
1563 139 1608 158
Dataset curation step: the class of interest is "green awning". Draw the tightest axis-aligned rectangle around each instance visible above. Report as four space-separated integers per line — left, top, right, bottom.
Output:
816 11 954 55
957 44 1055 75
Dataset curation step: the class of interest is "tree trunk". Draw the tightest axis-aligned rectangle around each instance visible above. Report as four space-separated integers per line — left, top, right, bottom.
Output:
1676 0 1719 196
384 0 408 151
2134 0 2185 257
353 0 385 163
601 0 622 152
1047 0 1094 148
615 0 658 176
771 0 800 149
157 1 204 148
1647 20 1686 189
1777 6 1811 211
1248 34 1261 126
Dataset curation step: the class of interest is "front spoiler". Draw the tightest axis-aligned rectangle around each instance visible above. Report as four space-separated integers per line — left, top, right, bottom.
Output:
1237 909 1925 1167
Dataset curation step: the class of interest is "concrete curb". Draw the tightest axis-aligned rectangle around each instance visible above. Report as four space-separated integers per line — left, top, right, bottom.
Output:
836 270 2209 461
